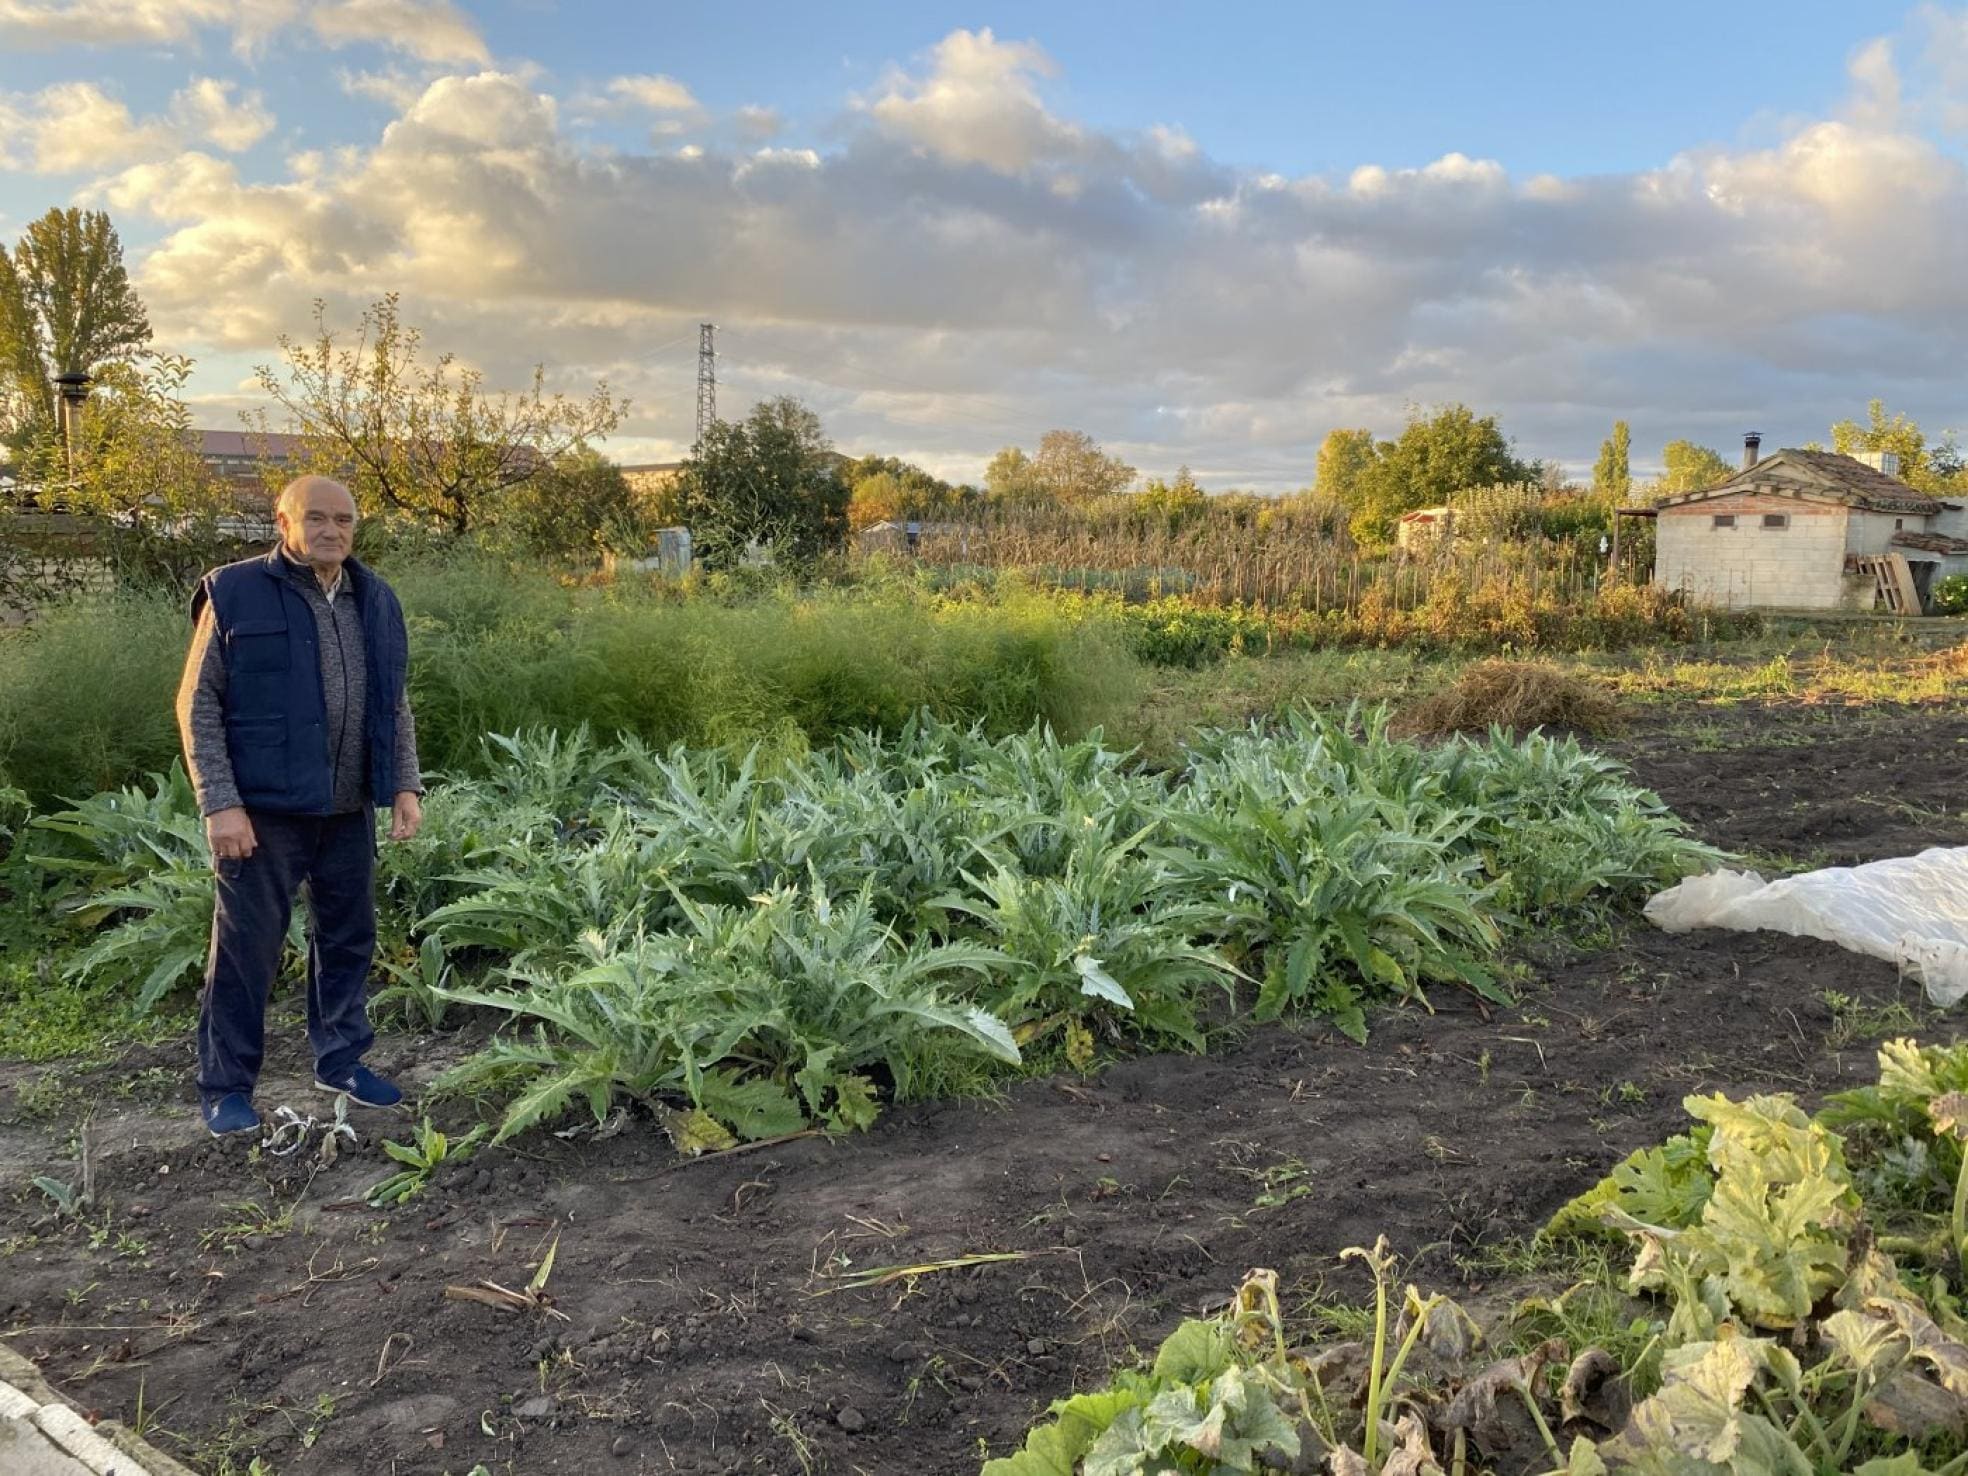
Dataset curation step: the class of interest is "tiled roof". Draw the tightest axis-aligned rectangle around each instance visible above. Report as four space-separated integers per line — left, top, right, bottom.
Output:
196 429 306 458
1657 448 1943 515
1892 530 1968 555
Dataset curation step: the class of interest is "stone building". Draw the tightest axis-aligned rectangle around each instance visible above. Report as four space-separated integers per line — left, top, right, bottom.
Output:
1654 437 1968 611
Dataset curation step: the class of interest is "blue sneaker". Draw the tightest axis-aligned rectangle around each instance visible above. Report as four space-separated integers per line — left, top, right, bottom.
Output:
315 1064 404 1109
203 1093 261 1138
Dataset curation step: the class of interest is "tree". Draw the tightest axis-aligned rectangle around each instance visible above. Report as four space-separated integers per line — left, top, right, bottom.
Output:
12 354 234 584
848 470 906 531
1135 465 1207 529
1827 398 1968 492
674 396 849 569
1030 429 1134 503
1314 428 1378 505
845 454 956 529
0 208 152 448
1593 420 1631 501
1349 404 1531 545
984 445 1042 504
488 447 647 562
1659 440 1733 494
1931 434 1966 487
254 294 624 536
848 454 953 508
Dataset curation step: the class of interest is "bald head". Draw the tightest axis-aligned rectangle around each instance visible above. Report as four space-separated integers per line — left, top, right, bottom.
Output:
275 476 358 573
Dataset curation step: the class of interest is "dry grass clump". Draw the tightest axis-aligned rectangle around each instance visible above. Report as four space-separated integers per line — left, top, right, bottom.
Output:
1394 659 1622 738
1920 640 1968 683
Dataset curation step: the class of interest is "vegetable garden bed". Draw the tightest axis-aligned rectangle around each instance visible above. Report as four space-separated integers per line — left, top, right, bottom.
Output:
0 699 1964 1475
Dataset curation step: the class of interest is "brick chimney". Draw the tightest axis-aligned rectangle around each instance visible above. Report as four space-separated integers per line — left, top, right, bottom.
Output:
1742 432 1761 471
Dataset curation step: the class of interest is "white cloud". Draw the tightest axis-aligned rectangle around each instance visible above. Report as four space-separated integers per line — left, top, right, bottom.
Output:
338 67 429 111
171 77 274 151
1846 37 1903 128
1913 2 1968 132
0 0 256 48
0 76 272 174
0 0 481 61
0 81 174 172
861 27 1084 173
734 104 783 142
309 0 486 63
72 17 1968 488
602 74 702 114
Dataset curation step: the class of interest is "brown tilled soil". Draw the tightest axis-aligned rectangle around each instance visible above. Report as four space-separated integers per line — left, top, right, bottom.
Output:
2 698 1965 1476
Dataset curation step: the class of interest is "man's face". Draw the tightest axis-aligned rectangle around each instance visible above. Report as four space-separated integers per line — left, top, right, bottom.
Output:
278 483 358 567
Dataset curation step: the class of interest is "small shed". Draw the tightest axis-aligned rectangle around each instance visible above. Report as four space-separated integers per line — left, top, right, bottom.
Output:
1396 506 1452 551
1654 443 1967 611
603 526 692 577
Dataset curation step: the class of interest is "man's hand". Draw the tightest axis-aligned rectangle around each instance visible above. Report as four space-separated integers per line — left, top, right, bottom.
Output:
207 806 257 862
389 791 423 842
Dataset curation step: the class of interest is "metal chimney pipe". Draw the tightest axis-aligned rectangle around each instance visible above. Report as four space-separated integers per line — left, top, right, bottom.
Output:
52 372 91 480
1742 431 1761 471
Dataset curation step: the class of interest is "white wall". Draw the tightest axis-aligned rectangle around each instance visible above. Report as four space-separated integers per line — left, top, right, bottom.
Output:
1656 498 1853 609
1845 509 1919 555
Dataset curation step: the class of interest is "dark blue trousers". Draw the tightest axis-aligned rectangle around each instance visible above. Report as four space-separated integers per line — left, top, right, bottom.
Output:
198 810 377 1104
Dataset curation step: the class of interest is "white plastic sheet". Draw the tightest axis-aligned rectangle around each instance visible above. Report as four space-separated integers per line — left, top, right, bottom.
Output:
1645 846 1968 1006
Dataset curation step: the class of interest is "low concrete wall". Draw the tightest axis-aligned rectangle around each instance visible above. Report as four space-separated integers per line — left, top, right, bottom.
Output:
0 1343 198 1476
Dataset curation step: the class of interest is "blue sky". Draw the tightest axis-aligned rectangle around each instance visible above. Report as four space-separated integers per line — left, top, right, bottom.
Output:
2 1 1965 487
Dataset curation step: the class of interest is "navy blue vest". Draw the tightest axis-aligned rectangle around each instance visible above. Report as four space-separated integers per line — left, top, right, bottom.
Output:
191 549 409 814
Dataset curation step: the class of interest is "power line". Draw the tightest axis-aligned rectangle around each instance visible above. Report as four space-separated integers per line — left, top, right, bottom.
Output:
714 325 1039 440
614 328 699 372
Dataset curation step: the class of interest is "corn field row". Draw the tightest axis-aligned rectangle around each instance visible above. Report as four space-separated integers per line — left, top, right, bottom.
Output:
880 517 1648 612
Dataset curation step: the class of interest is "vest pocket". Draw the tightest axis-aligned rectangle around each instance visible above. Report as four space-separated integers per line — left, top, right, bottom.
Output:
228 716 287 794
229 618 289 673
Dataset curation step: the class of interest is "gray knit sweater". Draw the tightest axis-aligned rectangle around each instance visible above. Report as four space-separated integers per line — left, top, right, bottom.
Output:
175 552 423 816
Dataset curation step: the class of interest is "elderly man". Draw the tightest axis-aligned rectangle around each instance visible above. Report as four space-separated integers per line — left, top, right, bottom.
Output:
175 475 423 1137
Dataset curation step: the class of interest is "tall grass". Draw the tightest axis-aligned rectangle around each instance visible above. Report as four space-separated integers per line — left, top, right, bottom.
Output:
0 587 188 802
399 563 1139 775
0 561 1143 803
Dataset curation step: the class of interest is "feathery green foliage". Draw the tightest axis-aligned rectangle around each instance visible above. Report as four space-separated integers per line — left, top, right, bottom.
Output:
12 709 1719 1145
431 882 1018 1143
29 762 300 1008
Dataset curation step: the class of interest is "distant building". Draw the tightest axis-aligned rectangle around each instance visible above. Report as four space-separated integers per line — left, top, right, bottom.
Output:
1655 437 1968 611
192 429 309 539
197 429 306 486
619 450 856 498
1396 506 1452 551
619 462 685 499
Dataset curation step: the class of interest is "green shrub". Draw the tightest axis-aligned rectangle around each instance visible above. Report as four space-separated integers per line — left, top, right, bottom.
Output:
1934 574 1968 616
0 589 186 803
399 563 1141 774
0 561 1144 803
